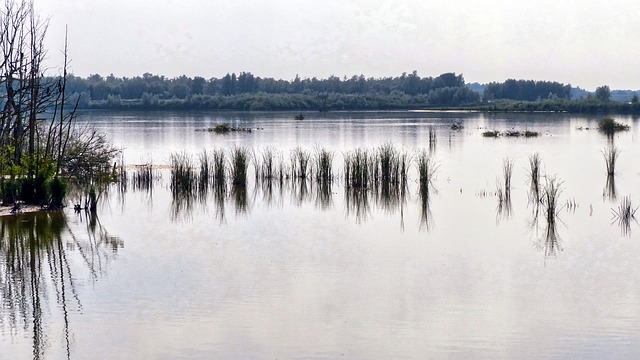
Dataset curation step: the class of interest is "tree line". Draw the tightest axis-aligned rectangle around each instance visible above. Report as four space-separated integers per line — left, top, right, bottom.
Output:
61 71 481 110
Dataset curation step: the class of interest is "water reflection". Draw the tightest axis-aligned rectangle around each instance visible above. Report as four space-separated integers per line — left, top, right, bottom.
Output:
345 188 371 223
0 211 122 359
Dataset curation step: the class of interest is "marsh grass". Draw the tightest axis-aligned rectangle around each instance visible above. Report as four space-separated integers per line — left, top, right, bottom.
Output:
344 148 372 189
131 163 154 192
540 176 563 257
528 153 542 203
260 147 278 180
170 152 196 195
291 147 311 180
313 147 334 184
211 149 226 185
416 149 438 195
602 145 620 177
229 147 250 186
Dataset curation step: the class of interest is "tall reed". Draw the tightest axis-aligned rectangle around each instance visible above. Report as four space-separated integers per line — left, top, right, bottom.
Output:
198 150 211 194
602 145 620 177
416 149 437 194
261 147 277 180
229 147 250 186
344 148 371 189
528 153 541 203
313 147 334 183
211 149 226 185
291 147 311 179
503 158 513 198
132 163 154 192
169 152 195 195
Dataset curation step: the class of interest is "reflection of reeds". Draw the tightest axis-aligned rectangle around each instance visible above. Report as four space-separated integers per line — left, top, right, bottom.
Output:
345 187 370 223
314 181 333 210
496 158 513 220
612 196 639 236
198 150 211 198
428 126 436 151
232 184 248 214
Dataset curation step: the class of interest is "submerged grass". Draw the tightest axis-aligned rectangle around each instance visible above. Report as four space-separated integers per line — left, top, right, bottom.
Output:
291 147 311 180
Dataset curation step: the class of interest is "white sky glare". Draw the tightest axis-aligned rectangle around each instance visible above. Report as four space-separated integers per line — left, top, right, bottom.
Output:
35 0 640 90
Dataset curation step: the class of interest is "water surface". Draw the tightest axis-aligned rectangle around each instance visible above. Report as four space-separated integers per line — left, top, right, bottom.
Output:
3 111 640 359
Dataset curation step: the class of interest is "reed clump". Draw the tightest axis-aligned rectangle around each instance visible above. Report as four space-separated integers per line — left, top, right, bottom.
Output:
229 147 250 186
132 163 154 192
528 153 541 202
169 152 196 195
313 147 334 183
416 149 437 194
211 149 226 185
291 147 311 180
602 145 620 177
344 148 372 189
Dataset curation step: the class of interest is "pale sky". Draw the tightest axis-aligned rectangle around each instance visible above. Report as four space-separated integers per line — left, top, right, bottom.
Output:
35 0 640 90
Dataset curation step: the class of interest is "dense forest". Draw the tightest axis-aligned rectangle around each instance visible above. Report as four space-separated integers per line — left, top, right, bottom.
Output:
55 71 640 113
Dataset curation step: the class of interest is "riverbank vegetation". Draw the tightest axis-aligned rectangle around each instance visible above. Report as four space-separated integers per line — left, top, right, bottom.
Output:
0 1 119 210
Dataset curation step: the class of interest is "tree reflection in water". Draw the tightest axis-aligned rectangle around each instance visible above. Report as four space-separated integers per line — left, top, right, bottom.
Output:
0 211 122 359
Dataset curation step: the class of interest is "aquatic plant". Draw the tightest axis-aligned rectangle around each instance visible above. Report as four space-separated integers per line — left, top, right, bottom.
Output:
211 149 226 185
344 148 372 189
482 130 500 137
528 153 542 202
229 147 250 186
598 117 629 134
169 152 196 195
313 147 334 183
415 149 438 194
291 147 311 179
503 158 513 198
131 163 154 192
260 147 278 180
198 150 211 194
602 145 620 177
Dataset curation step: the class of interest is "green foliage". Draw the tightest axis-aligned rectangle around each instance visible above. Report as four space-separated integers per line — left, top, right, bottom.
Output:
48 177 66 208
599 117 629 134
595 85 611 102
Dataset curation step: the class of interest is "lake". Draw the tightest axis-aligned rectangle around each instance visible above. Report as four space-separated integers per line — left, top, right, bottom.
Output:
2 110 640 359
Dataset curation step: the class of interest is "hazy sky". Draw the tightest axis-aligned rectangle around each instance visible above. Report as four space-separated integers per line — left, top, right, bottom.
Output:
35 0 640 90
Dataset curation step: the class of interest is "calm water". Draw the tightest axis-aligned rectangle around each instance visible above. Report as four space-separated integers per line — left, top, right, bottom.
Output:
2 111 640 359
